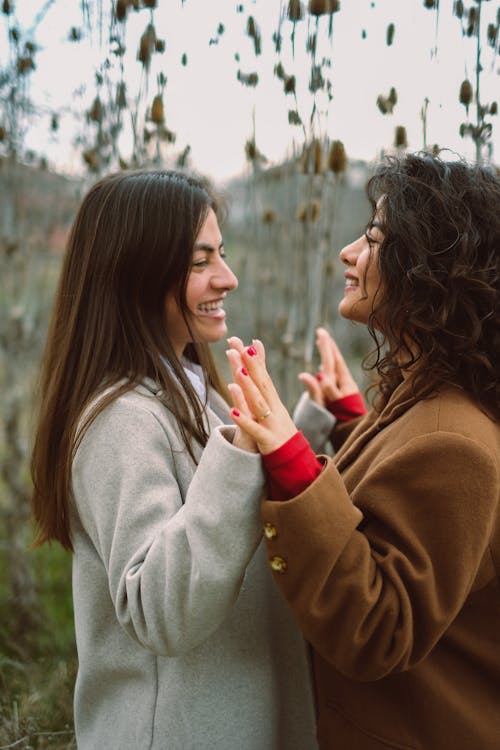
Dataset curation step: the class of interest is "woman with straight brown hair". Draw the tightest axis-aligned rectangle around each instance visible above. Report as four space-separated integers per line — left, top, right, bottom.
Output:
31 169 317 750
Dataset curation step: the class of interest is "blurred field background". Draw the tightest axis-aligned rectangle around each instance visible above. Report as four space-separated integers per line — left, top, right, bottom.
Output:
1 1 498 746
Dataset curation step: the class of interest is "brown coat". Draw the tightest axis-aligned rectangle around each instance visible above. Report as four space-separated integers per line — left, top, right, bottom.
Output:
262 379 500 750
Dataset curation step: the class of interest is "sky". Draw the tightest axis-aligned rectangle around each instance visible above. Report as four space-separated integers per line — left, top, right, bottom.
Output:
2 0 499 183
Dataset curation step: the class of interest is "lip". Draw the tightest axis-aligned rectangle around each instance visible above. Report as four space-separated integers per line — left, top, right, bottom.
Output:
196 299 226 318
343 272 359 293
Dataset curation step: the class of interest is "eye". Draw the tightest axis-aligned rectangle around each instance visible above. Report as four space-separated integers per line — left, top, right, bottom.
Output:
192 259 208 269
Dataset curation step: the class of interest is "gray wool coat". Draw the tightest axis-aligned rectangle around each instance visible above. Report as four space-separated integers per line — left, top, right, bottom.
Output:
70 379 317 750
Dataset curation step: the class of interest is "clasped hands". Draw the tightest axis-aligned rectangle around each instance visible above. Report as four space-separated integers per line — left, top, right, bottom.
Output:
226 327 359 455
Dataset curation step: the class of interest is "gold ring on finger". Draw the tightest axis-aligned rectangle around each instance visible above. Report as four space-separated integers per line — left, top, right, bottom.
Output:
258 409 272 421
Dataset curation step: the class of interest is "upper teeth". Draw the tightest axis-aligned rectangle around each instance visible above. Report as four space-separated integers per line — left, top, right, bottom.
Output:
346 279 358 286
198 301 223 311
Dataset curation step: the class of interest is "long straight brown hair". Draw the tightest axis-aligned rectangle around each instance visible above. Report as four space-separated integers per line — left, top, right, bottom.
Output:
31 169 230 551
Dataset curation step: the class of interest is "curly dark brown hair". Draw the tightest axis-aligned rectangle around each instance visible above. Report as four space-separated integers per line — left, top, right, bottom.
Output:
364 152 500 420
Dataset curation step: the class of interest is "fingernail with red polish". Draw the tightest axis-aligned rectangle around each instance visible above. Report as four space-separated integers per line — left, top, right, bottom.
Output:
241 367 248 376
316 373 324 381
247 345 257 357
231 409 240 418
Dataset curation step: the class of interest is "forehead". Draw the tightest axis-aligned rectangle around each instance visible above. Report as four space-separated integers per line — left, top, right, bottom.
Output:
194 207 222 247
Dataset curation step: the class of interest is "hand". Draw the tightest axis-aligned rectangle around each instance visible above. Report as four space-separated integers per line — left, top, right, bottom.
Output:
299 327 360 406
227 379 258 453
226 337 297 455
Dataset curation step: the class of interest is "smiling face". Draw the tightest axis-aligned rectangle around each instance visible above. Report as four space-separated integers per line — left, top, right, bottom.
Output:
165 207 238 357
338 206 384 325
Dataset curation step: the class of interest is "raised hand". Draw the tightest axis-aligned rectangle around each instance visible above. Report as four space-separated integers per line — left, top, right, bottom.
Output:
299 326 360 406
226 337 297 455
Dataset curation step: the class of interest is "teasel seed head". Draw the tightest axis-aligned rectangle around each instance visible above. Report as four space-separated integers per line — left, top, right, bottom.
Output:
288 0 303 21
284 75 296 94
313 139 323 174
262 208 277 224
275 62 285 80
394 125 407 149
459 79 473 112
89 97 103 123
83 149 99 172
309 0 327 16
453 0 464 19
115 0 127 22
328 140 346 173
151 95 164 124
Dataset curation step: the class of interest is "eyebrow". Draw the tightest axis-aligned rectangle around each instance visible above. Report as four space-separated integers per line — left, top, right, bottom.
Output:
193 241 224 253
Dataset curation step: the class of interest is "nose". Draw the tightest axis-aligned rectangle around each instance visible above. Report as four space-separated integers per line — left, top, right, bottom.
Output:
339 234 364 265
214 257 238 291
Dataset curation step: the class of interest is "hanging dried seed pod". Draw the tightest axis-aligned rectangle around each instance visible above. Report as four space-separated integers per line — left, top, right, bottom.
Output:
288 0 303 21
115 0 127 22
284 75 296 94
490 101 498 116
454 0 464 18
394 126 407 148
151 94 164 124
116 82 127 108
262 208 277 224
376 95 389 115
83 149 99 172
89 96 103 123
288 110 302 126
388 86 398 106
296 202 308 222
2 0 11 14
143 0 157 7
245 138 257 161
487 23 497 47
309 0 327 15
181 52 188 66
459 79 473 111
423 0 436 8
16 57 35 74
274 62 285 79
313 139 323 174
386 23 395 46
328 140 346 173
247 16 256 38
138 23 156 67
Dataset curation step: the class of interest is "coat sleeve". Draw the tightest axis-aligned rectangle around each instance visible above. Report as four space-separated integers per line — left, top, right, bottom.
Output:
261 432 498 681
292 392 337 454
72 397 265 656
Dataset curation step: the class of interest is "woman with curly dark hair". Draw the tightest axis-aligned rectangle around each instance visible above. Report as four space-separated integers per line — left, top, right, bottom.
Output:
225 153 500 749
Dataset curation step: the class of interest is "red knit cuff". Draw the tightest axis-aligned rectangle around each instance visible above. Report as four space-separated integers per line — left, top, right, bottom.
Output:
262 431 323 501
325 392 367 422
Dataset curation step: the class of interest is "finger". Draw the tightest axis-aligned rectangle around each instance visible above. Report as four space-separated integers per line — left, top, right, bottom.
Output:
227 382 253 418
240 341 280 406
226 348 244 381
227 336 246 355
235 366 273 423
316 327 335 378
298 373 324 405
229 407 269 445
328 337 358 393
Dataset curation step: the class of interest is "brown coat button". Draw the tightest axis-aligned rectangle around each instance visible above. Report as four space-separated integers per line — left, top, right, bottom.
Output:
269 555 287 573
263 522 277 540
